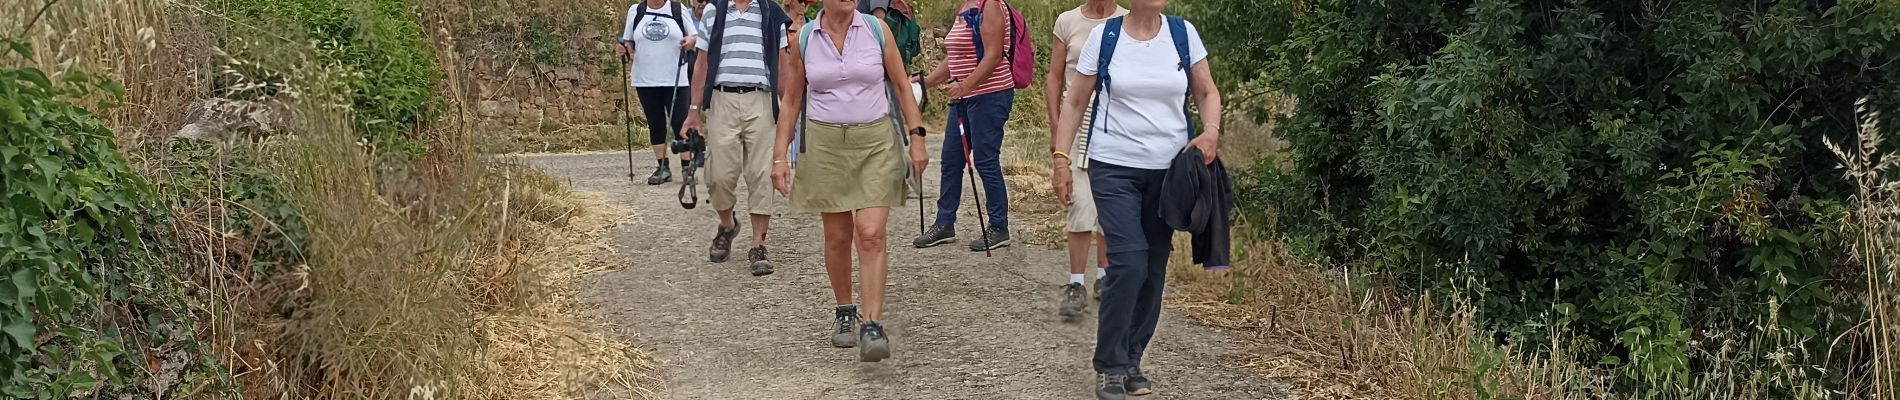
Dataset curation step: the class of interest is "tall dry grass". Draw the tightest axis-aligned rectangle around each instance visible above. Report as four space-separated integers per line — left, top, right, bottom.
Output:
9 0 654 398
1164 239 1605 399
1833 96 1899 400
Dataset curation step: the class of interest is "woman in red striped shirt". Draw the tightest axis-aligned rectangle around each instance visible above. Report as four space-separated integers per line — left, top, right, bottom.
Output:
911 0 1016 252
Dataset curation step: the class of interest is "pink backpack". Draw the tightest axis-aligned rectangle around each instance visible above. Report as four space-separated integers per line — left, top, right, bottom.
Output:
958 0 1035 89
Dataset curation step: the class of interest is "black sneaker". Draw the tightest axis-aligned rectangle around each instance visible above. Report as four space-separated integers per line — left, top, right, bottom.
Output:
1126 366 1153 396
912 224 956 248
968 226 1010 251
1058 283 1087 321
1096 373 1128 400
859 321 891 362
647 164 673 185
749 246 774 276
831 306 859 348
709 222 739 263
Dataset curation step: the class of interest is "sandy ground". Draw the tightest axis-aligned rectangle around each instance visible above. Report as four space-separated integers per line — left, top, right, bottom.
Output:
523 139 1289 400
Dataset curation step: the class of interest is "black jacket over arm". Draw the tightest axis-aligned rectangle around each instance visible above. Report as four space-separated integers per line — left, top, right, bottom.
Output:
1160 148 1234 270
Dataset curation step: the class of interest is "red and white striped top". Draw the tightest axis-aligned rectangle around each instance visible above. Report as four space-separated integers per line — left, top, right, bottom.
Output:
944 2 1015 99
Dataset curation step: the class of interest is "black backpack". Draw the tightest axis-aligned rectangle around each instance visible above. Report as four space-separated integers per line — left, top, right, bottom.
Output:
630 1 689 50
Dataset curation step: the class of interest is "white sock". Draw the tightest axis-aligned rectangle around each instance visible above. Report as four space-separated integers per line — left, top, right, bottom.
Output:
1069 273 1086 285
1095 267 1107 279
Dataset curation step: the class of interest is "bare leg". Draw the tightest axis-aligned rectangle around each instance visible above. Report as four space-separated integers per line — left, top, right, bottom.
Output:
853 207 892 321
822 212 856 306
652 145 669 162
718 210 736 229
1067 232 1092 275
750 213 770 247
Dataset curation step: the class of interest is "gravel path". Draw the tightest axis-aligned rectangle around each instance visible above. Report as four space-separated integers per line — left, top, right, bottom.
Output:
523 142 1288 400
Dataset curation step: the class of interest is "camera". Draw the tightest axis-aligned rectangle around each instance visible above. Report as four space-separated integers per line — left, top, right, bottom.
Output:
670 129 705 155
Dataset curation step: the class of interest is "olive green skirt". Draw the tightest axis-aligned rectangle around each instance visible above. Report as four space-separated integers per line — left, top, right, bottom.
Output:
791 118 909 213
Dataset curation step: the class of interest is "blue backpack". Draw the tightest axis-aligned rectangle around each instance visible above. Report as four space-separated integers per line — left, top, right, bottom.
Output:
1082 15 1195 167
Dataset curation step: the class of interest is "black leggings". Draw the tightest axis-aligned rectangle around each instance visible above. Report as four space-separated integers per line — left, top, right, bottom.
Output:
636 86 690 146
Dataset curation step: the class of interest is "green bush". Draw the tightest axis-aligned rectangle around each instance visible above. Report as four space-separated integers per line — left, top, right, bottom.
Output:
0 40 166 398
217 0 440 157
1198 0 1900 395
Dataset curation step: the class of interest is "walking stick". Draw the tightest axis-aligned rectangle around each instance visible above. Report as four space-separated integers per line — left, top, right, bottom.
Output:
955 100 993 257
621 50 639 181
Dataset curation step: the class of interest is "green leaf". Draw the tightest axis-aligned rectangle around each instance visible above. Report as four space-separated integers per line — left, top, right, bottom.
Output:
10 268 35 300
6 41 31 60
2 319 35 349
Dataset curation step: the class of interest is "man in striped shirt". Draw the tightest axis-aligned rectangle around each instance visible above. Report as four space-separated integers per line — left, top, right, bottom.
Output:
684 0 792 277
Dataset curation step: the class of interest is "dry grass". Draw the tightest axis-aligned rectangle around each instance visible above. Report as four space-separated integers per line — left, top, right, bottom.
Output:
9 0 656 397
1166 240 1606 399
1833 97 1899 400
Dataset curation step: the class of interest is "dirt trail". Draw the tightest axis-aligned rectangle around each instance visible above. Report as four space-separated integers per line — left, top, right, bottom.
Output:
524 142 1290 400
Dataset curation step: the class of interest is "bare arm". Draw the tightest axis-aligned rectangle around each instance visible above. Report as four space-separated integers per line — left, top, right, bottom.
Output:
963 0 1008 88
1189 59 1222 139
773 36 806 163
1051 74 1097 162
1044 35 1070 147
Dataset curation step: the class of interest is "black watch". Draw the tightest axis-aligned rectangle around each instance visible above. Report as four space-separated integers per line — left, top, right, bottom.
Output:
909 127 927 137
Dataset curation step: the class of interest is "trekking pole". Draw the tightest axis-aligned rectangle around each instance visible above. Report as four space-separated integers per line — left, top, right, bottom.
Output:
956 100 993 257
621 49 639 181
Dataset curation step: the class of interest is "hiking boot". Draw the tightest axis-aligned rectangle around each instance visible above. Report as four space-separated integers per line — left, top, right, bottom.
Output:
1058 283 1087 322
647 164 673 185
912 224 956 248
1096 373 1128 400
968 226 1010 251
748 246 774 276
709 222 740 263
1126 366 1153 396
859 321 891 362
831 305 859 348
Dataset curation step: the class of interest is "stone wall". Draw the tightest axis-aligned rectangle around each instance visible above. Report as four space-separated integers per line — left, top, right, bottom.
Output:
462 31 626 134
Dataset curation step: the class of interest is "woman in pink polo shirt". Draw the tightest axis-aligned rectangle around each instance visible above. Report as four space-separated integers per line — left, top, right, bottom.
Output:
770 0 927 363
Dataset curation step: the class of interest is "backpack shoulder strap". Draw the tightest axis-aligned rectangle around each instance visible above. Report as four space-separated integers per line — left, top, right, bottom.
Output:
1165 15 1196 138
797 17 817 57
1097 16 1124 84
864 13 887 52
670 1 687 32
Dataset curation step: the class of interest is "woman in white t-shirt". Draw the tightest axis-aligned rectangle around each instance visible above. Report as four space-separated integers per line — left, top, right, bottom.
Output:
620 0 702 185
1047 0 1222 398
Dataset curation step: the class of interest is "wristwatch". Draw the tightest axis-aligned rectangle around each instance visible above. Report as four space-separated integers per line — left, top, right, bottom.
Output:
689 105 701 111
909 127 927 137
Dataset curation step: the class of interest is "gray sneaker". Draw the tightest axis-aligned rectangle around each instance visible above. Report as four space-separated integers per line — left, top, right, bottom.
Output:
1093 276 1104 300
709 222 739 263
968 226 1010 251
749 246 774 276
1096 373 1128 400
1126 366 1153 396
859 321 891 362
646 164 673 185
831 306 859 348
1058 283 1087 322
912 224 956 248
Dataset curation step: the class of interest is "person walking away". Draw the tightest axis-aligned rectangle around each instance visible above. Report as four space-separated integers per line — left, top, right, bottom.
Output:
1046 0 1126 320
684 0 793 276
911 0 1015 251
620 0 702 185
1049 0 1222 397
772 0 928 361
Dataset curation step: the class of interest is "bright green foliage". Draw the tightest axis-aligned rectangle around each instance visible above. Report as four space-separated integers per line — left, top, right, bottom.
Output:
1199 0 1900 394
0 40 158 398
218 0 440 157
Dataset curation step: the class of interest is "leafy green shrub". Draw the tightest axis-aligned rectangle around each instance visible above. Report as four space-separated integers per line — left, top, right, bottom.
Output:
1201 0 1900 395
216 0 440 157
0 40 163 398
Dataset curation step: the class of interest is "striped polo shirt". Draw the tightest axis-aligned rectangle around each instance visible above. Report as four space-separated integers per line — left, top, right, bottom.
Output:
696 0 788 88
944 5 1014 98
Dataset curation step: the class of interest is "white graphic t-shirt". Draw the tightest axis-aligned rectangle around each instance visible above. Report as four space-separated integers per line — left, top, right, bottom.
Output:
621 2 701 87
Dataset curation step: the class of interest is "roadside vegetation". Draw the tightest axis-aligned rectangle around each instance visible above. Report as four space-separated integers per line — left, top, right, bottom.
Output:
3 0 649 398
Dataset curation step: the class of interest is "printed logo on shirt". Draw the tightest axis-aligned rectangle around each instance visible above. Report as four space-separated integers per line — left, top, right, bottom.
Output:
642 20 670 41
